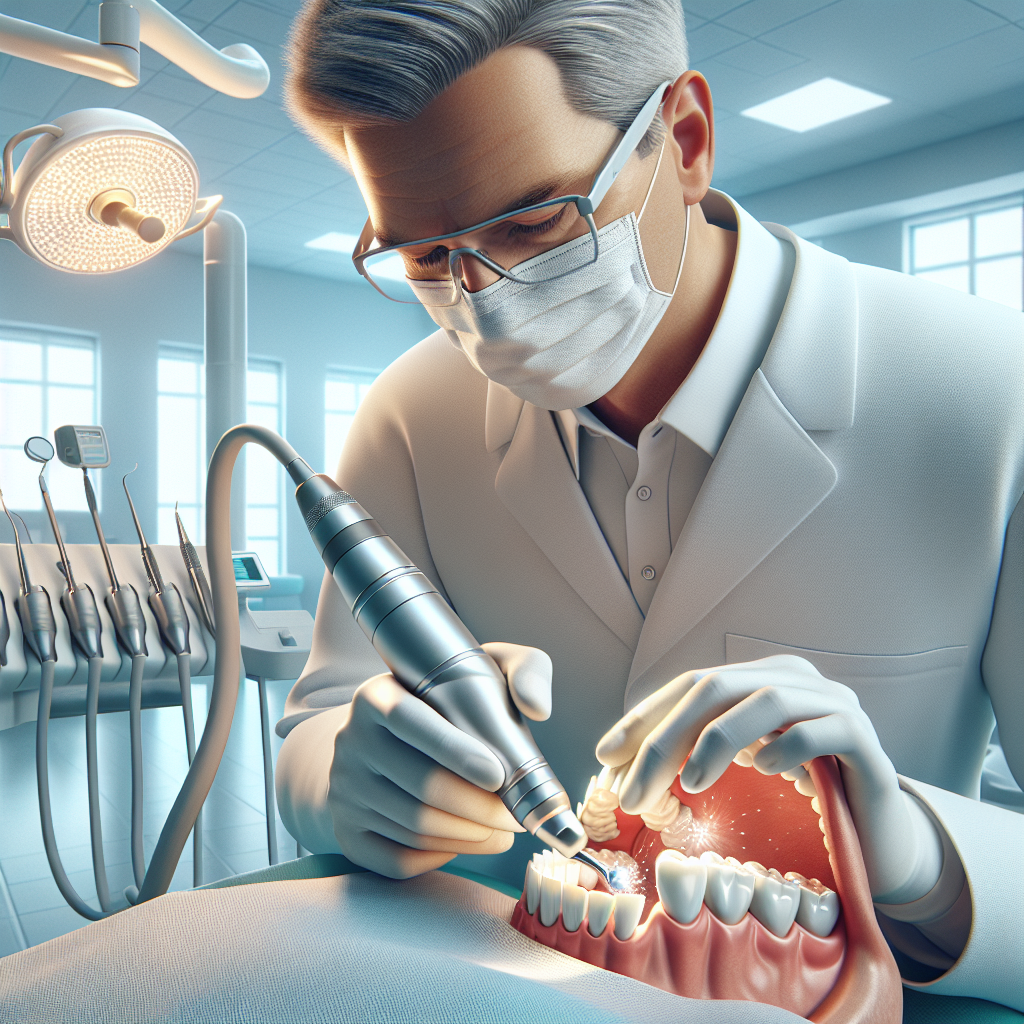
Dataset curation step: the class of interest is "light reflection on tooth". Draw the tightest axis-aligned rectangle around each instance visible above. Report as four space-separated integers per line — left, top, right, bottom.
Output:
564 861 580 887
613 893 645 940
587 890 614 937
785 872 840 937
700 851 754 924
656 850 706 924
811 797 822 815
540 873 562 927
526 863 541 915
746 864 800 937
562 883 588 932
577 862 600 890
795 774 817 798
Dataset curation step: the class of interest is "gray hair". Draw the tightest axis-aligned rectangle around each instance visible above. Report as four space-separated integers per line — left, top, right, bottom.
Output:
286 0 688 164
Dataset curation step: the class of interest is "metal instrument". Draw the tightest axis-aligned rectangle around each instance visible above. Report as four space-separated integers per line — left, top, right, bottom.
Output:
176 503 215 637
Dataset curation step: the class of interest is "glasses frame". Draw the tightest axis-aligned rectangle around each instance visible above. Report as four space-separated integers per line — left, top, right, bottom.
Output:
352 79 672 305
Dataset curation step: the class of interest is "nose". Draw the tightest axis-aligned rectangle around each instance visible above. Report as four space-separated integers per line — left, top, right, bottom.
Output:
457 252 502 293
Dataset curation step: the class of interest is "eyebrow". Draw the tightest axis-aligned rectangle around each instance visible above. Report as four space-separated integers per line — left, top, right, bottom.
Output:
375 179 575 249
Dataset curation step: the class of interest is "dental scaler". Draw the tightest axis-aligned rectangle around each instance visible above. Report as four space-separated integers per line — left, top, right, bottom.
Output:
295 467 586 855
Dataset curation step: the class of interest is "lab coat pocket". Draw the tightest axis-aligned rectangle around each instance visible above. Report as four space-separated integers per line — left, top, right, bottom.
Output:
724 635 977 795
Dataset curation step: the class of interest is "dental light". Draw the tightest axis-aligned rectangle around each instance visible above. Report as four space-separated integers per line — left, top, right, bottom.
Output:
0 107 221 274
0 0 270 98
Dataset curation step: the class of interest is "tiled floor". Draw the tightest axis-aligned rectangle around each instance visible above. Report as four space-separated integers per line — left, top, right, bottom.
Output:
0 675 295 955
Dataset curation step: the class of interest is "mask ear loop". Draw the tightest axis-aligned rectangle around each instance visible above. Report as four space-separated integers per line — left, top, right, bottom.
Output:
636 133 691 298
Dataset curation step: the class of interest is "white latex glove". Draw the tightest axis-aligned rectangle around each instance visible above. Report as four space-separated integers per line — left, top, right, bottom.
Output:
596 655 946 904
328 641 553 879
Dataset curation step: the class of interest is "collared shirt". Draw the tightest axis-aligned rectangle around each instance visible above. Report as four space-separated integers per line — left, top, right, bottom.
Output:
554 190 796 614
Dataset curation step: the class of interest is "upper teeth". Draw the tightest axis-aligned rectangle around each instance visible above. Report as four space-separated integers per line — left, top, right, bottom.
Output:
785 872 840 937
744 861 801 937
700 852 755 924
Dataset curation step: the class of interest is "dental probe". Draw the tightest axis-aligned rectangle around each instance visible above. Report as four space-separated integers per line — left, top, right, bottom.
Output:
138 425 586 904
123 470 203 889
176 503 215 637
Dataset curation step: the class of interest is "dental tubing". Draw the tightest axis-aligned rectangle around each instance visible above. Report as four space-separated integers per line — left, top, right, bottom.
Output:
139 424 587 903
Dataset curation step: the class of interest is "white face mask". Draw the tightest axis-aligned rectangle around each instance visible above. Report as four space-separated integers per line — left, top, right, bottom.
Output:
413 173 689 411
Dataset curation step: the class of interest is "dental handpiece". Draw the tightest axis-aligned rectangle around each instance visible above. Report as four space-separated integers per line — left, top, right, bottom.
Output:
0 587 9 667
176 504 215 637
123 471 189 657
291 466 588 859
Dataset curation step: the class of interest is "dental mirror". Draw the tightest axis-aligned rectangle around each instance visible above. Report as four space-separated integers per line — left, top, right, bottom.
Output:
24 436 55 464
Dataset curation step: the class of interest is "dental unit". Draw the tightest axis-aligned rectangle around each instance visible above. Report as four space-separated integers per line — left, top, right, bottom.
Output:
176 504 216 639
122 467 202 892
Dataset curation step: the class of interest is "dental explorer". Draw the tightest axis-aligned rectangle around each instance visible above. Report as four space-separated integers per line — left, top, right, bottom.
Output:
9 443 105 920
138 424 586 905
56 424 150 911
176 503 215 637
122 468 203 890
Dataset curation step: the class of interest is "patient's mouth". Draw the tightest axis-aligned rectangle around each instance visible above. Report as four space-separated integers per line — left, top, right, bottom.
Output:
511 756 902 1023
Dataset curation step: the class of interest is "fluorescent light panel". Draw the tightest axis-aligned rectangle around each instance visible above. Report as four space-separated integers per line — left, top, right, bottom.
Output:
742 77 890 133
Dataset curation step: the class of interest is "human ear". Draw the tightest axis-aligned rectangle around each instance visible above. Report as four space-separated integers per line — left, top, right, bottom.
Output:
661 71 715 205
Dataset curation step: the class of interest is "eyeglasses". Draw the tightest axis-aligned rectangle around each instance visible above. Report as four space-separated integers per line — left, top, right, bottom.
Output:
352 80 671 306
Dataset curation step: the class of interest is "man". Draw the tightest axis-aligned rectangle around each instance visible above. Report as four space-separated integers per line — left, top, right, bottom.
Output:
275 0 1023 1010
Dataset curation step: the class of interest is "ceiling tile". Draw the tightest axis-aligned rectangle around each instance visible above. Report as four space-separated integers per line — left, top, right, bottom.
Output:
712 39 807 75
0 59 79 118
684 0 750 19
243 150 344 187
142 70 216 107
969 0 1024 19
176 107 287 148
202 94 295 132
215 2 293 45
688 22 751 63
176 0 239 24
0 1 91 32
716 0 838 36
117 92 194 129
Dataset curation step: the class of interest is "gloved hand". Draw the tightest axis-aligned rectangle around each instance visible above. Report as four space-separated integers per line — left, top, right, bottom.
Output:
328 641 553 879
596 655 946 904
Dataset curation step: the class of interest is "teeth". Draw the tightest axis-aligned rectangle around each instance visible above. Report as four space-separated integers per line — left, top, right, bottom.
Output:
655 850 706 924
612 893 645 940
539 873 562 927
562 883 588 932
576 862 600 890
587 890 615 937
525 862 541 915
785 873 840 937
700 851 755 924
744 862 801 937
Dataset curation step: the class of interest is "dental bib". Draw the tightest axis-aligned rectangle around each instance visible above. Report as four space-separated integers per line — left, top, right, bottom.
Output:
417 212 674 411
512 757 902 1023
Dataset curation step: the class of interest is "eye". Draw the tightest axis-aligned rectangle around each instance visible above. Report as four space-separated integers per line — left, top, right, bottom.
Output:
506 204 568 238
409 245 449 269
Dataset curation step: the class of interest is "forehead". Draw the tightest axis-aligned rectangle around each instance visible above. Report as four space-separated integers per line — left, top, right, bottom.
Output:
342 45 618 242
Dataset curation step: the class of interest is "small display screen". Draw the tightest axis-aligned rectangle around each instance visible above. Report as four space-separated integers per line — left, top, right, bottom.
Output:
77 428 108 465
233 556 263 582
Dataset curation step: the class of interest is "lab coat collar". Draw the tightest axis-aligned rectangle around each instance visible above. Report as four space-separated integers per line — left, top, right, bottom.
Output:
549 188 794 476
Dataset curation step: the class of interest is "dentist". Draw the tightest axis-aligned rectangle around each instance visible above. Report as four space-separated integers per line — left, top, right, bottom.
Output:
275 0 1024 1010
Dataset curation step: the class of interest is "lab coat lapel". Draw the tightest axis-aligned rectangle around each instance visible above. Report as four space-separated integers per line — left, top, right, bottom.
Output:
627 232 857 700
490 385 645 652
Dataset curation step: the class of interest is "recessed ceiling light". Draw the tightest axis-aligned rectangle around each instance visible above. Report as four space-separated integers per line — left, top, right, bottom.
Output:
305 231 359 252
741 77 891 133
304 230 407 281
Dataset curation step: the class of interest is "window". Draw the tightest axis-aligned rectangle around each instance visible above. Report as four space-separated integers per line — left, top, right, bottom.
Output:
157 345 205 545
247 359 285 576
325 368 378 475
0 324 98 511
907 198 1023 311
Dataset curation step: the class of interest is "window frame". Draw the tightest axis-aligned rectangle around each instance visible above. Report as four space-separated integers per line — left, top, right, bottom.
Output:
903 194 1024 310
246 356 286 576
0 321 99 512
324 365 379 476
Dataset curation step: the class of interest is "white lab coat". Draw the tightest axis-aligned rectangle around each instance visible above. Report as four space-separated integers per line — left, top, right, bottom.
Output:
280 228 1024 1008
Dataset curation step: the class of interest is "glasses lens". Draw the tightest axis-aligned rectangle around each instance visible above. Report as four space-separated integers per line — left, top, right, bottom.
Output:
363 200 598 304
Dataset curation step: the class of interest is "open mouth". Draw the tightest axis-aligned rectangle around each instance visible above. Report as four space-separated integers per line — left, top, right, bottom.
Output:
511 755 902 1022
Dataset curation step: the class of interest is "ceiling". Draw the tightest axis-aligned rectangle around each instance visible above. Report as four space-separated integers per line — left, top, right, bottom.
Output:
2 0 1023 283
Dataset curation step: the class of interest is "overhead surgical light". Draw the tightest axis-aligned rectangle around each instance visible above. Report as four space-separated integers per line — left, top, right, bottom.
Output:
0 108 221 274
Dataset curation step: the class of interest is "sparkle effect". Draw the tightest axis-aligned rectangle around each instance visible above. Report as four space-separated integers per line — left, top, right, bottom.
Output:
22 135 197 273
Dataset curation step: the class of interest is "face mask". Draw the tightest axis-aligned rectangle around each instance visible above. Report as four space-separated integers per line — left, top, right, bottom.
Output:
412 174 688 411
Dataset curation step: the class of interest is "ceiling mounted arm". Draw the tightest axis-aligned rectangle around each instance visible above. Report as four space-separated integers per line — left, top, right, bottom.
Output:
0 0 269 99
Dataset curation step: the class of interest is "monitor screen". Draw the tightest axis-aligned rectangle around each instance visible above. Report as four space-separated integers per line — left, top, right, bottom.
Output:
233 556 263 583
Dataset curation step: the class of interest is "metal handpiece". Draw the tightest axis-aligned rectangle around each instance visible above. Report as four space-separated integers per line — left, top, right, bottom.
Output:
291 469 588 859
24 437 103 661
122 471 191 657
176 504 215 637
1 484 57 664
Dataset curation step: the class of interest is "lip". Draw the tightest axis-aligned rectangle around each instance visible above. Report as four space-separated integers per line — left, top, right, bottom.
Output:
511 756 902 1022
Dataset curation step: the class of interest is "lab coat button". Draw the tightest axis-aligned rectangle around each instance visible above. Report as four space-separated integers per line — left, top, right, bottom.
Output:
637 485 652 501
641 565 656 580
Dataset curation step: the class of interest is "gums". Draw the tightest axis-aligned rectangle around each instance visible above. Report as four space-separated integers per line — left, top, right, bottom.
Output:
511 756 902 1023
